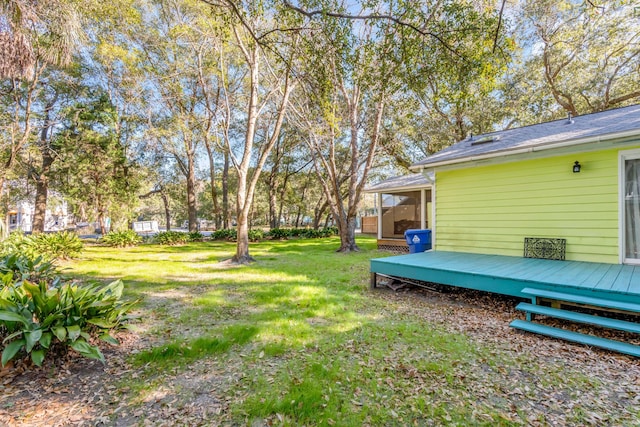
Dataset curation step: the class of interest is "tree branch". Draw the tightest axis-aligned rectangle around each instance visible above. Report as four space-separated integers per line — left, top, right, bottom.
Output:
492 0 506 53
282 1 462 58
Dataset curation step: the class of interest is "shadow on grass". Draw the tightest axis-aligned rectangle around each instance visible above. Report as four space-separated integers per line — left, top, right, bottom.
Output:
63 236 503 423
43 236 624 426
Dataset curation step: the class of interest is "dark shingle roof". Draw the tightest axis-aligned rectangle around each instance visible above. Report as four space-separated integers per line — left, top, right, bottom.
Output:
411 104 640 169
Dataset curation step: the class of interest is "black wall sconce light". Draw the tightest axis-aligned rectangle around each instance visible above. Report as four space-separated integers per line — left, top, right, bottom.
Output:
573 161 581 173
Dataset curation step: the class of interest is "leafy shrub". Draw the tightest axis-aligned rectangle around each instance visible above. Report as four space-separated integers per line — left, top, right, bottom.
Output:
30 231 83 260
288 228 305 237
2 231 83 261
187 231 204 242
0 232 31 257
101 230 142 248
0 279 136 367
248 229 264 242
324 226 339 236
211 229 237 241
266 227 338 240
0 254 58 288
301 228 321 239
267 228 290 240
154 231 189 245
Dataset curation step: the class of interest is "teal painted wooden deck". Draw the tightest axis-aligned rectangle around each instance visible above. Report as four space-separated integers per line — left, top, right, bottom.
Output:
370 251 640 307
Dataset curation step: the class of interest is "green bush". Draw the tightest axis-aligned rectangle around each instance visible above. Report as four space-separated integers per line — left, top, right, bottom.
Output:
301 228 321 239
30 231 83 260
267 228 290 240
211 229 237 241
101 230 142 248
187 231 204 242
324 226 339 236
0 232 30 257
288 228 305 237
248 229 264 242
265 227 338 240
0 279 136 367
0 254 58 288
154 231 189 245
2 231 83 261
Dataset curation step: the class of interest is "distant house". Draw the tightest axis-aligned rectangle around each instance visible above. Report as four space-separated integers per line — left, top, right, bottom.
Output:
8 197 70 233
409 104 640 264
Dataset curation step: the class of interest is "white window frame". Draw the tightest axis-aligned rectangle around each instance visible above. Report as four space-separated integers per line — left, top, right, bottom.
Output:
619 149 640 264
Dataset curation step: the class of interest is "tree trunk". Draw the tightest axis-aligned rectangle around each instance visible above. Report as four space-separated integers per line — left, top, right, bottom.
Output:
98 208 106 235
232 189 255 264
205 140 220 229
229 28 293 263
32 122 55 233
313 200 328 230
268 171 279 229
186 154 197 232
31 157 53 233
337 215 358 252
222 150 230 229
32 97 58 233
162 192 171 231
294 176 310 227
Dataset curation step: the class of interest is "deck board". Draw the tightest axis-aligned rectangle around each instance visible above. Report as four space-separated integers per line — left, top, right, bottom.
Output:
629 266 640 293
610 267 634 293
370 251 640 307
578 263 614 289
594 266 623 291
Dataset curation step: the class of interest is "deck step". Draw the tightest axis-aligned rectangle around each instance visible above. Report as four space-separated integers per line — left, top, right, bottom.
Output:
516 303 640 334
520 287 640 313
510 319 640 357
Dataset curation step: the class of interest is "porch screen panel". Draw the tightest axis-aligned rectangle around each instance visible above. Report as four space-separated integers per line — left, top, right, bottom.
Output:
381 191 421 238
625 159 640 260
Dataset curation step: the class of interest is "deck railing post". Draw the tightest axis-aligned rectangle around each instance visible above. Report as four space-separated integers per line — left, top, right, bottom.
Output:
370 272 377 289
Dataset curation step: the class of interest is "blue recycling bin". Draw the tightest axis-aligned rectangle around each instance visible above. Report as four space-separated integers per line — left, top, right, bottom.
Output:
404 229 432 253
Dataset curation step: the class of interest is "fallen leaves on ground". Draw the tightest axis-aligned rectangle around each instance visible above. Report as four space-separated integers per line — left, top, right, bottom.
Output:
1 283 639 426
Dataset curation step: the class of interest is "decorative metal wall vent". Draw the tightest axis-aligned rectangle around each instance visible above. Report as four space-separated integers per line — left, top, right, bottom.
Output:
524 237 566 260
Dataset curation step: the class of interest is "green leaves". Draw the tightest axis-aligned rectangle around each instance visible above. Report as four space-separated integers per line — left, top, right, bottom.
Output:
100 230 142 247
153 231 190 245
67 324 81 342
70 339 105 363
0 232 82 263
2 339 25 367
25 330 43 353
30 349 46 367
0 278 136 368
0 310 30 326
53 326 67 341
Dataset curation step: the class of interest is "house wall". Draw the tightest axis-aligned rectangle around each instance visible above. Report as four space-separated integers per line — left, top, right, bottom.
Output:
435 145 640 263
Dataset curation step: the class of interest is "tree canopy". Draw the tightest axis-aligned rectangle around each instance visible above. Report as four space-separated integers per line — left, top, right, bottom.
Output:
0 0 638 255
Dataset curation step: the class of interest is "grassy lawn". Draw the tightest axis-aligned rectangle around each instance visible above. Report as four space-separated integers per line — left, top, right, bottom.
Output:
3 235 639 426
